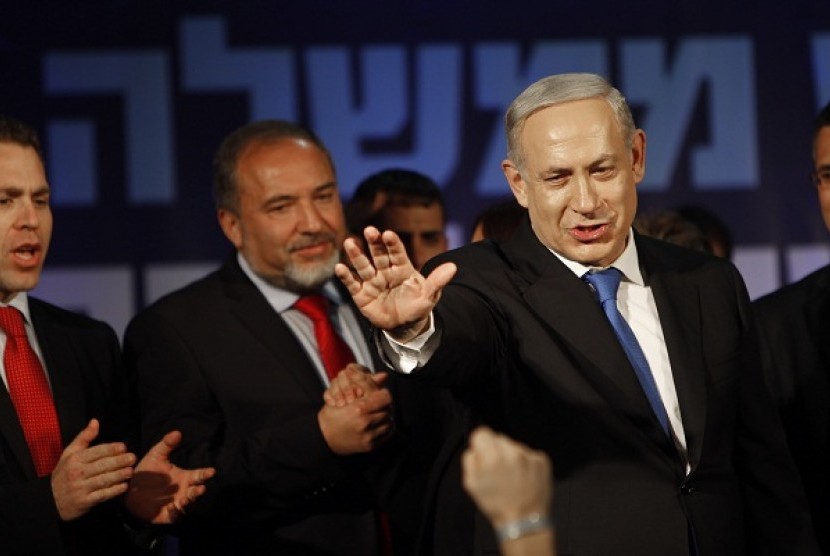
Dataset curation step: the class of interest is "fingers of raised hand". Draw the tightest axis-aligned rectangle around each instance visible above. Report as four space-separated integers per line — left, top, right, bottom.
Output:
367 228 396 271
335 262 361 295
381 229 416 272
341 237 378 283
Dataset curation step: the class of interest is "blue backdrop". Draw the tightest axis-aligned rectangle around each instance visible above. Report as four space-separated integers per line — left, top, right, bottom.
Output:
2 0 829 334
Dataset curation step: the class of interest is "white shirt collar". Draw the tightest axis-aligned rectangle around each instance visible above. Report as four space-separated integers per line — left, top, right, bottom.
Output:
236 252 344 312
548 228 645 286
0 291 34 327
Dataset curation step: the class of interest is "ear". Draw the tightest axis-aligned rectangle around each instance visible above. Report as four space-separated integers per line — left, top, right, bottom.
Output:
502 159 529 208
631 129 647 184
218 209 243 249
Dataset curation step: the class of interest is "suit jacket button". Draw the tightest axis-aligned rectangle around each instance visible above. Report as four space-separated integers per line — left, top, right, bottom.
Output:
681 484 695 495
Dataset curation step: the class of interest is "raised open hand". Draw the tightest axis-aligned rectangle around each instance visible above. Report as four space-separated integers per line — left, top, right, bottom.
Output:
335 226 456 342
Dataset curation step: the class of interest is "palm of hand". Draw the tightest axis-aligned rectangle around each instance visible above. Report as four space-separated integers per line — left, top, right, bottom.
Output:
354 264 438 330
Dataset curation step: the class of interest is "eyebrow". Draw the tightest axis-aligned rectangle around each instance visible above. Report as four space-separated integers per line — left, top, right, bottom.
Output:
0 185 50 196
262 182 338 205
313 182 337 194
540 154 618 175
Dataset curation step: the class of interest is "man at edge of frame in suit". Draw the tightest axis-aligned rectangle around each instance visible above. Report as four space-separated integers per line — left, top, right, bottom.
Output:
0 114 215 555
753 100 830 554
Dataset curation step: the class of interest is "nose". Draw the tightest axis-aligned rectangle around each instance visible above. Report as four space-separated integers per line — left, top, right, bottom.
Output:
15 199 40 230
571 172 600 214
297 199 323 232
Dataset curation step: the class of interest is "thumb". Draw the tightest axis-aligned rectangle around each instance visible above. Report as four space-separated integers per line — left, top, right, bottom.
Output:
370 372 389 386
65 418 99 454
148 430 182 460
424 262 457 299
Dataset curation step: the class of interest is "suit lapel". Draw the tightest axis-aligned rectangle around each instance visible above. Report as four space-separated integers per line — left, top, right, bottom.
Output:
0 379 35 477
29 300 88 451
218 260 328 403
504 222 674 448
638 238 707 468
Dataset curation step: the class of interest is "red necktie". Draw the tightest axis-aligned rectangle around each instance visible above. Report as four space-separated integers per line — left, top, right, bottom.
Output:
293 295 356 381
293 296 393 555
0 307 62 477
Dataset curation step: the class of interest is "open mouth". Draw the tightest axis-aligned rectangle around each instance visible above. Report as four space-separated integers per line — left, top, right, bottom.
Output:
12 244 40 266
569 223 608 242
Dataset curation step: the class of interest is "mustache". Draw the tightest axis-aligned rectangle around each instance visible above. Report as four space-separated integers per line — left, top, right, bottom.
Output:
287 233 338 252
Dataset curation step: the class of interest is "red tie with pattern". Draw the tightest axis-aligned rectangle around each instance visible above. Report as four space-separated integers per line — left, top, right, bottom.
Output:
0 307 62 477
293 294 356 381
293 295 394 555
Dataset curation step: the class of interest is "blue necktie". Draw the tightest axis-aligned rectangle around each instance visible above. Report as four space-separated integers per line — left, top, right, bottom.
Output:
583 268 671 436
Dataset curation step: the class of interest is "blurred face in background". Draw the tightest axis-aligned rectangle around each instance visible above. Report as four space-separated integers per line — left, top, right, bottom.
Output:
814 126 830 232
383 201 447 270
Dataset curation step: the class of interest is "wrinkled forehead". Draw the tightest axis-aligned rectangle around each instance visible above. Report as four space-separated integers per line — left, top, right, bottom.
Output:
519 101 625 160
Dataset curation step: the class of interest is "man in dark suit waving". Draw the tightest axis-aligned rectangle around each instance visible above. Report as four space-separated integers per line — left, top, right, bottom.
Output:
337 73 819 555
0 114 214 555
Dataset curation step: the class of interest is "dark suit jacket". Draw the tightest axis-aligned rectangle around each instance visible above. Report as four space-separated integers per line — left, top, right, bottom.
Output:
414 219 818 556
0 297 137 556
123 256 451 556
754 264 830 554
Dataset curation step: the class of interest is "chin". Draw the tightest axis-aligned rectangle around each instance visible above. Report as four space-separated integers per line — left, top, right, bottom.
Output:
284 253 339 291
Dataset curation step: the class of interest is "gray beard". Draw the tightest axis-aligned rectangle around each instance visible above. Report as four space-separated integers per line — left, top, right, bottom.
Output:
283 248 340 292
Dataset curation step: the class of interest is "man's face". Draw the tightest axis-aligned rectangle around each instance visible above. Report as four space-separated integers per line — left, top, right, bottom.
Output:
814 126 830 232
502 98 645 267
219 138 346 291
0 143 52 302
383 201 447 270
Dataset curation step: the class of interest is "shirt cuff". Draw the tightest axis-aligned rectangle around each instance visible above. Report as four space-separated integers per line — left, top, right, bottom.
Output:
379 313 439 373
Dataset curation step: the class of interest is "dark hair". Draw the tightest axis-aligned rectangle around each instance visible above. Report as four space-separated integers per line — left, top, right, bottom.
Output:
213 120 334 212
472 199 527 242
674 205 733 259
0 114 44 163
346 168 444 234
814 100 830 158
